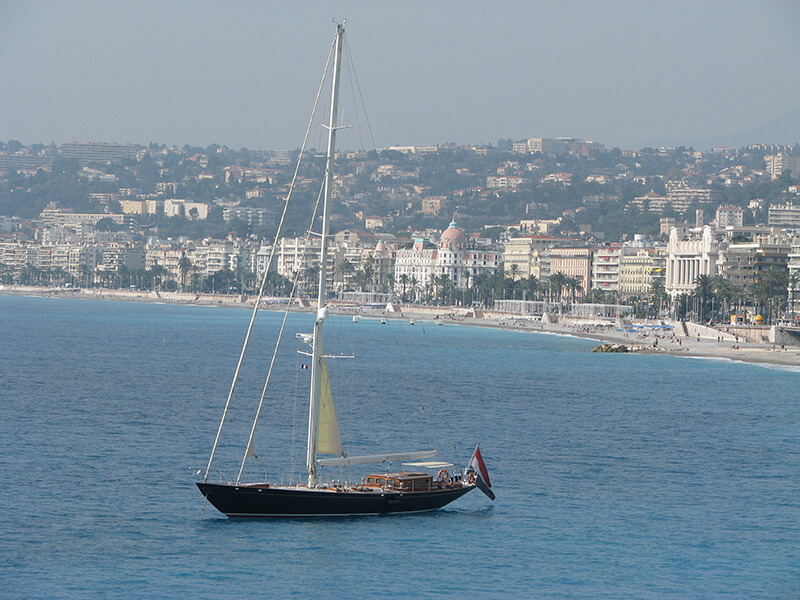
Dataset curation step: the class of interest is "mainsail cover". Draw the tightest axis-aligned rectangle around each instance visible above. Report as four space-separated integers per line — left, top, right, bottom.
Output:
317 355 343 455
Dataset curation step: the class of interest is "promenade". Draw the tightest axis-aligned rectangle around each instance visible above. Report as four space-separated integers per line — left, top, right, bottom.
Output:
4 285 799 370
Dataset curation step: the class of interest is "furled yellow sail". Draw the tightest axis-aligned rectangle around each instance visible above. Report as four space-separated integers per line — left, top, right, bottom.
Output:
317 355 343 455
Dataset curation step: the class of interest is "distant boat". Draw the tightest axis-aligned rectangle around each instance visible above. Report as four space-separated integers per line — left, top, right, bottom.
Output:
381 318 386 324
196 22 493 517
409 319 415 326
353 315 358 323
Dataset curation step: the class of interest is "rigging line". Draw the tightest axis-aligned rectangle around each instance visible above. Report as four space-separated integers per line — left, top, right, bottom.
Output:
419 403 440 455
344 38 376 151
290 336 303 485
372 405 429 449
390 315 438 449
343 46 364 151
346 312 357 440
236 177 327 485
396 312 414 363
384 315 410 364
381 317 437 450
203 37 336 483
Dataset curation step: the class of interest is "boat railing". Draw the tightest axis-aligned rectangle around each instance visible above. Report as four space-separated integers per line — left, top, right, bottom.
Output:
197 469 228 484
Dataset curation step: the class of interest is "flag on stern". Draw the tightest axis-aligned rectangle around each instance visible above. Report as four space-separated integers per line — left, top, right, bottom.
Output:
466 444 495 500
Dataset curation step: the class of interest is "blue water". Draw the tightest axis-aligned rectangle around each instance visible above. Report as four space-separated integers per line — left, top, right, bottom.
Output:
2 295 799 599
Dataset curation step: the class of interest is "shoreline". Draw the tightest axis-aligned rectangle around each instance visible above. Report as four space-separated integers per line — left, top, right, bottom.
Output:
4 284 800 371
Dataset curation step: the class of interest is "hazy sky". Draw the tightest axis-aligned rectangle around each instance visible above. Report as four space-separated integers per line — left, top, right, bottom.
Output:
2 1 799 151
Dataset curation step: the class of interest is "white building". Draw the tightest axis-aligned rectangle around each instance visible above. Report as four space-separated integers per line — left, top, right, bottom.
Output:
768 203 800 227
788 237 800 315
765 154 800 178
276 237 321 280
665 181 722 214
223 206 274 228
97 243 146 273
591 246 621 293
394 219 501 297
164 199 209 220
665 225 723 298
716 205 744 228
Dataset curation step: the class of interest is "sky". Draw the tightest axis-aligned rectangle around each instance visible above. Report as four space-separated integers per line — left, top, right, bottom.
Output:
1 0 799 151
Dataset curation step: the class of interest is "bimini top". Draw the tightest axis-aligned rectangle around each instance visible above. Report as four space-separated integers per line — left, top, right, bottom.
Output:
401 461 454 469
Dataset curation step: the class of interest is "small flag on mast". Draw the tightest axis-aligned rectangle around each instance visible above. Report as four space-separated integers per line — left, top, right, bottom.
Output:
466 444 495 500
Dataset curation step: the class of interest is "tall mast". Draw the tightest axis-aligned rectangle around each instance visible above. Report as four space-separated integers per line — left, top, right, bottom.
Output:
306 22 344 487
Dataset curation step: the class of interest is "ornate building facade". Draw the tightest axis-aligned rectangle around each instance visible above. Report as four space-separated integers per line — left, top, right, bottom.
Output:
394 219 501 298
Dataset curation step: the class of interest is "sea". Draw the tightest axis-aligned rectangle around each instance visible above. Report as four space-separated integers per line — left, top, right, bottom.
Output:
1 294 799 599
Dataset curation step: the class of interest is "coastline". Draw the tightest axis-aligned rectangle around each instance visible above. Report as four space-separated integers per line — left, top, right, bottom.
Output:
4 284 800 371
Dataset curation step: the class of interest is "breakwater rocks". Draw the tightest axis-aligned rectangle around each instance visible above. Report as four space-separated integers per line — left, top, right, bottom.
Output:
591 343 645 353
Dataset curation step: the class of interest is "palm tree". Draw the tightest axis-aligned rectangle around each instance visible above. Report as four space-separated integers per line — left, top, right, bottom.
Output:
564 276 583 303
399 273 409 301
430 274 454 304
423 278 434 303
50 267 69 287
430 274 443 303
523 275 539 301
190 272 203 293
352 268 369 292
77 264 91 289
361 255 376 292
648 281 668 317
470 272 488 306
710 275 739 322
335 257 355 291
410 276 419 303
303 265 320 297
549 271 567 303
178 255 192 292
754 265 789 324
149 264 169 291
693 274 714 322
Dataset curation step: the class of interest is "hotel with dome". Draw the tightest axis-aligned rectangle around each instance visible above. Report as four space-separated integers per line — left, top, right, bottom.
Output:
393 219 502 298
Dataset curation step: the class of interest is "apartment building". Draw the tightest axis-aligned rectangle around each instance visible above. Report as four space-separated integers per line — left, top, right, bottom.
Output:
618 248 667 298
60 142 140 164
765 154 800 178
549 247 592 295
591 245 621 293
768 203 800 227
716 205 744 228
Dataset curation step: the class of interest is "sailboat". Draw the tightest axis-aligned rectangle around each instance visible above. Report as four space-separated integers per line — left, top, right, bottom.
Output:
196 22 493 517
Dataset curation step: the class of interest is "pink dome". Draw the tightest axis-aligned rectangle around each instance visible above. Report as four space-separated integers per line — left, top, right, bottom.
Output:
439 220 466 250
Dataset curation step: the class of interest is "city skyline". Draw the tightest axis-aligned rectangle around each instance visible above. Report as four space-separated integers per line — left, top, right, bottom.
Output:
1 1 799 151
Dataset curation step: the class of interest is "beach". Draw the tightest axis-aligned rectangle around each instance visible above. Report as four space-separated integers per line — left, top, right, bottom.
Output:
3 284 799 370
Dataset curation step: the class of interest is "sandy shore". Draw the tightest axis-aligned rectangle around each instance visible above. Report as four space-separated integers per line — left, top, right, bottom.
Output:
4 285 799 370
461 316 800 370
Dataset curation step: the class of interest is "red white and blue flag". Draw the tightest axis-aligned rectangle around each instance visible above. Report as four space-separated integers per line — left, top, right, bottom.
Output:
466 444 495 500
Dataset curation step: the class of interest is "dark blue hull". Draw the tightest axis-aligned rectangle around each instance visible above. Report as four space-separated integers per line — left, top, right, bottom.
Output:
197 482 474 517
